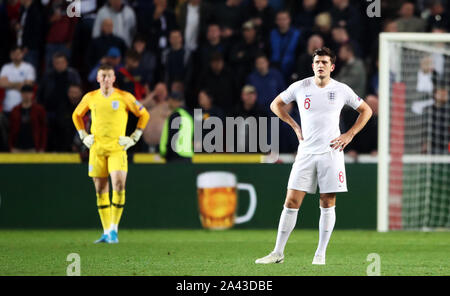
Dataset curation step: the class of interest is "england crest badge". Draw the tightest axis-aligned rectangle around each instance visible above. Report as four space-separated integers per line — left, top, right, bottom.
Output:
112 100 120 110
328 91 336 104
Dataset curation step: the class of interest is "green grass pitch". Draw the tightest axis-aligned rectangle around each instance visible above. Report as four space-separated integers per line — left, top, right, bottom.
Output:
0 229 448 276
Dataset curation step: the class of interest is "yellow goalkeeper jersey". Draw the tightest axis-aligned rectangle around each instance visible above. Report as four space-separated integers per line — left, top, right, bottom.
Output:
72 88 149 152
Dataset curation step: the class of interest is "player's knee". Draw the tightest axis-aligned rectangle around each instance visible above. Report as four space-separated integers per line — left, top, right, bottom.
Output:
112 180 125 192
319 194 336 208
284 197 301 209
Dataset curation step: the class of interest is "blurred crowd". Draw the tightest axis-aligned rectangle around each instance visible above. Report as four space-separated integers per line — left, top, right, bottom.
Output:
0 0 449 158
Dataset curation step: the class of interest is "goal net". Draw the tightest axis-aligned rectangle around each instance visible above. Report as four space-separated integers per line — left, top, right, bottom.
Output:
378 33 450 231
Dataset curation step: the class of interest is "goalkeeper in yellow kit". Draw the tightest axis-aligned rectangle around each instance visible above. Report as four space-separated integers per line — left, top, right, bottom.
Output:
72 64 150 243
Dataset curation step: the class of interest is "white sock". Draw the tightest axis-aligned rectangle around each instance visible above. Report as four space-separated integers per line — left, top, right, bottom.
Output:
273 206 299 255
315 206 336 257
109 224 118 233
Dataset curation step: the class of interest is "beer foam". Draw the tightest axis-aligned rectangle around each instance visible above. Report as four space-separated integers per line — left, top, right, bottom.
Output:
197 172 237 188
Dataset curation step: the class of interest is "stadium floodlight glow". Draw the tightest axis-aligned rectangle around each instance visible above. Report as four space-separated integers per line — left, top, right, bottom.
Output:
378 33 450 232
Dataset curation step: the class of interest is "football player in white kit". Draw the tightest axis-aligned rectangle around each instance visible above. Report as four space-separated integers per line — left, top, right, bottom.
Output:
255 47 373 265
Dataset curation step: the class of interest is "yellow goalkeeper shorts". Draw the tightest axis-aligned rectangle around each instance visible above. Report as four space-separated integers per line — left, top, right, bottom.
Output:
88 147 128 178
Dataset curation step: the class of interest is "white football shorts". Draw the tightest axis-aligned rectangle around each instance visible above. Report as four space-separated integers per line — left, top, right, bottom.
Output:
287 149 347 194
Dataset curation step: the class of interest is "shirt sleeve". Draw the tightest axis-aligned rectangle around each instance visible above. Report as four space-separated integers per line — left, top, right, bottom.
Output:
72 93 91 131
25 64 36 81
123 92 150 130
279 82 298 104
343 84 363 110
0 65 7 77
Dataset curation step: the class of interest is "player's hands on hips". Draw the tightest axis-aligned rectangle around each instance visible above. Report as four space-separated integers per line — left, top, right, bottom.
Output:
78 130 94 149
330 132 354 152
119 129 143 151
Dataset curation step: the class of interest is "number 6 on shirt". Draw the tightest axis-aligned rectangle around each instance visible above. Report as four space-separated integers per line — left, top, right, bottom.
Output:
304 98 311 110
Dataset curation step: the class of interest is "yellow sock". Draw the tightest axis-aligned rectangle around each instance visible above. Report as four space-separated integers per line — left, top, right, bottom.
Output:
111 190 125 231
96 192 111 234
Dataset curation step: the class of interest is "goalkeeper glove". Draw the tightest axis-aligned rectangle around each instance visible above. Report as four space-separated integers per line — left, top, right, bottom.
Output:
119 129 143 151
78 130 94 149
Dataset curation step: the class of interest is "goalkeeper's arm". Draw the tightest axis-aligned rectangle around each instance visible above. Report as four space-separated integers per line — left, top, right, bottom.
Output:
119 106 150 151
72 96 93 149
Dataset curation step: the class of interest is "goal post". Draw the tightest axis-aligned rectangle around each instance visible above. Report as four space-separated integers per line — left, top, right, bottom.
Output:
378 33 450 232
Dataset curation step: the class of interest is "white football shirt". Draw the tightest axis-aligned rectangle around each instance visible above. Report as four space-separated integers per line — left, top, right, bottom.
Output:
0 62 35 112
279 77 363 154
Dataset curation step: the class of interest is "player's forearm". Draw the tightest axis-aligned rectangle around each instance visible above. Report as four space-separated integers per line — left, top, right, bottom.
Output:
270 98 299 131
136 109 150 130
0 78 23 90
72 112 86 131
347 107 372 137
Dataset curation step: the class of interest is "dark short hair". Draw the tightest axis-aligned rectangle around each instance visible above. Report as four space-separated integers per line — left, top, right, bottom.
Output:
169 91 184 102
52 52 68 60
98 63 115 72
125 49 141 62
209 51 224 62
340 43 354 54
10 45 22 52
21 84 34 93
312 47 336 64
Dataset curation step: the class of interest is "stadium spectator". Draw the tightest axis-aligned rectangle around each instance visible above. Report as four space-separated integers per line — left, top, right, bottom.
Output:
177 0 213 54
228 20 266 92
142 82 171 151
246 53 285 116
0 46 35 115
247 0 276 41
196 23 229 73
416 55 435 94
132 34 158 87
87 18 127 73
330 26 362 58
293 0 321 36
65 84 85 153
159 91 194 162
293 34 324 81
335 43 366 98
197 89 225 120
37 52 81 151
396 1 426 32
0 2 14 67
44 0 77 73
70 0 99 83
15 0 43 72
269 10 301 80
9 84 46 153
161 30 190 87
197 51 237 115
235 84 267 118
92 0 137 47
137 0 178 55
425 0 450 32
412 87 450 154
116 49 149 101
329 0 363 44
232 84 269 152
212 0 245 41
312 12 333 50
87 46 123 84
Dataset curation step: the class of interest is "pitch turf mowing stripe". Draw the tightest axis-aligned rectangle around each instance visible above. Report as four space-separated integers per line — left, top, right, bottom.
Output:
0 230 448 276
